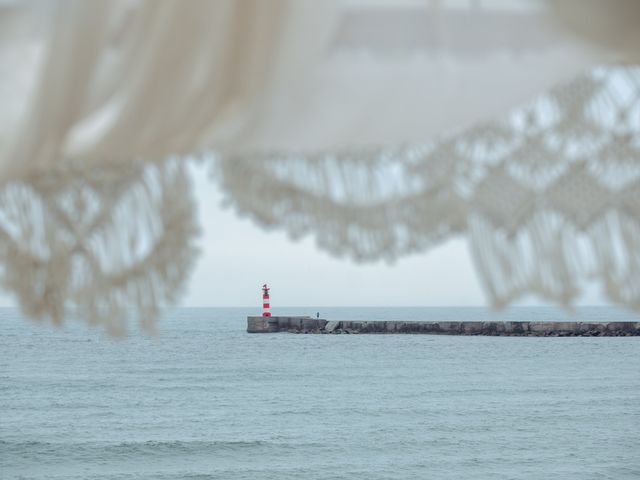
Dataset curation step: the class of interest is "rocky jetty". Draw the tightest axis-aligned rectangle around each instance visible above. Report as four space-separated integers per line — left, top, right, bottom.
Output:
247 317 640 336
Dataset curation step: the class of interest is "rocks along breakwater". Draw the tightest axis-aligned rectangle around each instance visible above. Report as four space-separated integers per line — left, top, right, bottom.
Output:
247 316 640 336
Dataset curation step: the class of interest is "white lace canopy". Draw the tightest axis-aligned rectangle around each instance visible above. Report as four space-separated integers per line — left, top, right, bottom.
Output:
217 67 640 310
0 0 638 332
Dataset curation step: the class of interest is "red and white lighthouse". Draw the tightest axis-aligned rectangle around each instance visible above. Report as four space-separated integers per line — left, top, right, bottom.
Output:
262 284 271 317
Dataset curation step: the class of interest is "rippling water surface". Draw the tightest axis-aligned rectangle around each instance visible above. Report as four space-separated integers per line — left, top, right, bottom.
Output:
2 307 639 479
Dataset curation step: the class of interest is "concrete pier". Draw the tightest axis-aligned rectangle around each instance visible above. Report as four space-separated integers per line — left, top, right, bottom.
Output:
247 316 640 336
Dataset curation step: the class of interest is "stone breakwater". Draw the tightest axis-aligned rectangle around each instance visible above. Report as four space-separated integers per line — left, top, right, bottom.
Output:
247 316 640 336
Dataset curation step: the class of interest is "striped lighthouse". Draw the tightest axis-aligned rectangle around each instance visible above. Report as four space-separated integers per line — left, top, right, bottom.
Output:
262 284 271 317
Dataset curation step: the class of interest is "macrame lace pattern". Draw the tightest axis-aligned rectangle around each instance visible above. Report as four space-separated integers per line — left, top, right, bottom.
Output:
0 159 199 335
216 66 640 309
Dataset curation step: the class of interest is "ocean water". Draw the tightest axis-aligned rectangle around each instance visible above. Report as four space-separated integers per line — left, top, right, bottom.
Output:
1 306 639 480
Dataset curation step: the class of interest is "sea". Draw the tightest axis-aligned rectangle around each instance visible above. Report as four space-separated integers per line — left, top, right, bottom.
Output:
1 306 639 480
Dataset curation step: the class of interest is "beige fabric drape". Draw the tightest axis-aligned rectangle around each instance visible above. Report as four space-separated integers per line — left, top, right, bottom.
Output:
1 0 337 178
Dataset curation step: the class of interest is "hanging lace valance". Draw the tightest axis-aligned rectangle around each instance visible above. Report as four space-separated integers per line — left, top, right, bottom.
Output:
0 159 199 335
216 67 640 309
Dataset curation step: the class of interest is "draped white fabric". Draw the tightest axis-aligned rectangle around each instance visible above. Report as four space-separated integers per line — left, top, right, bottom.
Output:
0 0 638 332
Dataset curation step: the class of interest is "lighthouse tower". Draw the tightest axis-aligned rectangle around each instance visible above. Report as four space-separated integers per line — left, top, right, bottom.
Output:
262 284 271 317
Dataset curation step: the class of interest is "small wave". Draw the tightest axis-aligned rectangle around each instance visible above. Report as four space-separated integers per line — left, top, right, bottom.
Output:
105 439 268 454
0 438 274 465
